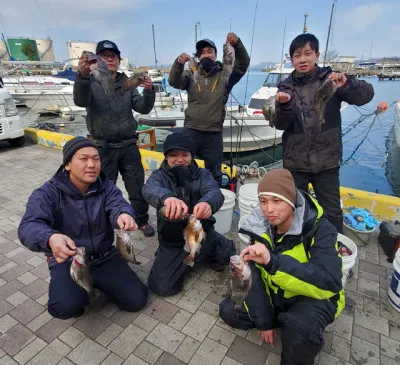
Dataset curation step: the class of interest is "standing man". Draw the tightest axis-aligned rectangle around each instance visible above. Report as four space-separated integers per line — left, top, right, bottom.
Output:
168 33 250 186
74 40 156 237
273 33 374 234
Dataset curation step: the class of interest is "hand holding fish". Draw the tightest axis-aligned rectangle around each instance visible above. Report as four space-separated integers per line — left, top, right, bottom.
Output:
117 214 137 231
193 202 212 220
226 32 238 46
48 233 77 263
328 72 347 88
275 92 291 104
178 53 191 65
259 329 277 347
163 197 189 220
141 74 153 90
78 56 91 77
241 244 270 266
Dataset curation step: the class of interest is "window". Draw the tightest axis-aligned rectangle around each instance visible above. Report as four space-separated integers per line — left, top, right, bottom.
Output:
262 73 291 87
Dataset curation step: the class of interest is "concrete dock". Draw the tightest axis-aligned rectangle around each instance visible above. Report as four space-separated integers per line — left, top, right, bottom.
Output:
0 141 399 365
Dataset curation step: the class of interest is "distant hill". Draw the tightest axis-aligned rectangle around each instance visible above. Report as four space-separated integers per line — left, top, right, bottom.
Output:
250 61 278 70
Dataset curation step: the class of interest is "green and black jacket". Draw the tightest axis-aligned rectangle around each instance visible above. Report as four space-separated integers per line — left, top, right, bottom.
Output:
238 189 345 331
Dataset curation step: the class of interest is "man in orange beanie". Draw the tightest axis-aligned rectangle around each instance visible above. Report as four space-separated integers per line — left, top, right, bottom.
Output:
219 169 344 365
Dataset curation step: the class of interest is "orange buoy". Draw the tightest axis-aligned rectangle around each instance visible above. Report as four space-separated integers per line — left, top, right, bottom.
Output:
377 101 388 111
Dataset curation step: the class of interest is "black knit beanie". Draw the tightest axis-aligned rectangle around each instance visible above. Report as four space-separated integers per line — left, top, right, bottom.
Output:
63 136 98 165
163 131 195 156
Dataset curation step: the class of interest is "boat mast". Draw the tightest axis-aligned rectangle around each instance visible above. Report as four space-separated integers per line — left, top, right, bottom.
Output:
195 22 200 44
152 24 158 69
323 0 336 66
303 12 308 34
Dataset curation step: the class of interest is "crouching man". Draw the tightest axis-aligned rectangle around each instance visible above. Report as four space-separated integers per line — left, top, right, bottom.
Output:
142 131 236 296
18 137 148 319
219 169 345 365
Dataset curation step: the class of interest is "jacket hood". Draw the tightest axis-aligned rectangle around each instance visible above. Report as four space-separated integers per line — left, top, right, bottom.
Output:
239 189 323 244
51 169 107 198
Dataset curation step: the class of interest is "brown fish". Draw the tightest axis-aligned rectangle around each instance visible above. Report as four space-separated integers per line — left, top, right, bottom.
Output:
81 51 114 95
115 229 141 265
314 78 337 129
70 247 92 294
183 214 205 266
221 42 235 84
189 57 200 84
159 206 189 222
262 96 276 126
122 72 146 92
229 255 252 311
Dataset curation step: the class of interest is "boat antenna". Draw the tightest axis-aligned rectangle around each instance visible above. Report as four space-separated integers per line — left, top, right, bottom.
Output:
152 24 158 69
303 12 308 34
323 0 336 66
280 18 287 68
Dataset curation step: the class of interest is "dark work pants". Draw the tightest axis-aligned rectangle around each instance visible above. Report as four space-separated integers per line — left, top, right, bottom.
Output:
148 231 235 297
48 251 148 319
290 167 343 234
219 297 332 365
183 127 223 186
98 142 149 226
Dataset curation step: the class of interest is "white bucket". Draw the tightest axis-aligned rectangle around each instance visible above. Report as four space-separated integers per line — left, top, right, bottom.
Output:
238 183 259 218
237 214 251 251
388 248 400 312
214 189 236 235
338 233 358 288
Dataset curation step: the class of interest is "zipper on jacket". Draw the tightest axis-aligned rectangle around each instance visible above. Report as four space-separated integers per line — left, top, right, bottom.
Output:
83 198 96 256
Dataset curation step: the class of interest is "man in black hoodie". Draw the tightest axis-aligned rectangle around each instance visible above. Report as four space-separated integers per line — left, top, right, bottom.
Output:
142 131 236 296
18 137 148 319
273 34 374 234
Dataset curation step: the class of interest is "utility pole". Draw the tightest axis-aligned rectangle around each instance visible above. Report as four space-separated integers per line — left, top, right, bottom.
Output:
323 0 336 66
303 12 308 33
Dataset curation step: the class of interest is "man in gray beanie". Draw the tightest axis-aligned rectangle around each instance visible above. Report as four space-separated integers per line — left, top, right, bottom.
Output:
219 168 344 365
18 136 148 319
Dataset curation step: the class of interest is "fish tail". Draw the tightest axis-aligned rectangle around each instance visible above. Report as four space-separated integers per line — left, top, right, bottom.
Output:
183 251 195 265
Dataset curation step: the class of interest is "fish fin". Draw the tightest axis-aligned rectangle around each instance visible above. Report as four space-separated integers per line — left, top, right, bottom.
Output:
196 245 201 254
183 252 195 265
183 243 191 253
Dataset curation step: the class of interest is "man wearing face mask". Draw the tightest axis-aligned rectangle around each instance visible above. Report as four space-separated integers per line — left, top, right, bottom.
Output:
168 33 250 186
142 131 236 296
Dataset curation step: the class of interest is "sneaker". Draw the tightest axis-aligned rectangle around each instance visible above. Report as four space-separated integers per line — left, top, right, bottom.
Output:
139 224 155 237
210 263 226 272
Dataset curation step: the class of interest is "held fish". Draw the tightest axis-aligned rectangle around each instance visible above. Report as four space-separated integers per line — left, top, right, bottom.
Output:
189 57 200 84
262 96 276 126
229 255 252 311
70 247 92 294
183 214 205 266
122 72 146 93
221 42 235 84
159 206 189 222
81 50 115 95
115 229 141 265
314 78 337 129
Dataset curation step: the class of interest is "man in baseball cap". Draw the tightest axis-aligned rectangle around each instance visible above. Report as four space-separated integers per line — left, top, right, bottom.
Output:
74 38 156 237
219 169 344 364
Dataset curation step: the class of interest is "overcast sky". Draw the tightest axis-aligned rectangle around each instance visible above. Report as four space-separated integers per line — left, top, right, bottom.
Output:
1 0 398 66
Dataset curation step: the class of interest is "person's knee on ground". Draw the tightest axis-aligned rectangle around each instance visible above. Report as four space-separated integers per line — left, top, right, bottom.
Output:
148 268 184 297
48 292 88 319
115 282 149 312
219 298 255 331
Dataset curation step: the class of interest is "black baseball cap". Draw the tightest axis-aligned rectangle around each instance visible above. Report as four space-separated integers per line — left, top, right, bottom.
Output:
96 40 121 57
196 39 217 52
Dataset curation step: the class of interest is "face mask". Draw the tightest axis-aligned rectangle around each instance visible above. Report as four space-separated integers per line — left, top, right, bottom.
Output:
199 57 215 72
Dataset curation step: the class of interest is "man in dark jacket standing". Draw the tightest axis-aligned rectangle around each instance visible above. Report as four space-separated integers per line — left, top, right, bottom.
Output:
73 40 156 237
219 169 344 365
273 34 374 234
142 131 236 296
18 137 148 319
168 33 250 186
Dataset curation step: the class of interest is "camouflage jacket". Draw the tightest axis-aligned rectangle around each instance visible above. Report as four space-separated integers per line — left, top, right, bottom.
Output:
275 66 374 173
168 38 250 132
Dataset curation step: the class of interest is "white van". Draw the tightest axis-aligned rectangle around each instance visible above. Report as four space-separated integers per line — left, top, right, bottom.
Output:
0 84 25 147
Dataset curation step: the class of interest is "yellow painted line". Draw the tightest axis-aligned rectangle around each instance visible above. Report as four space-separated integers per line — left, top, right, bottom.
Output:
24 128 237 179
